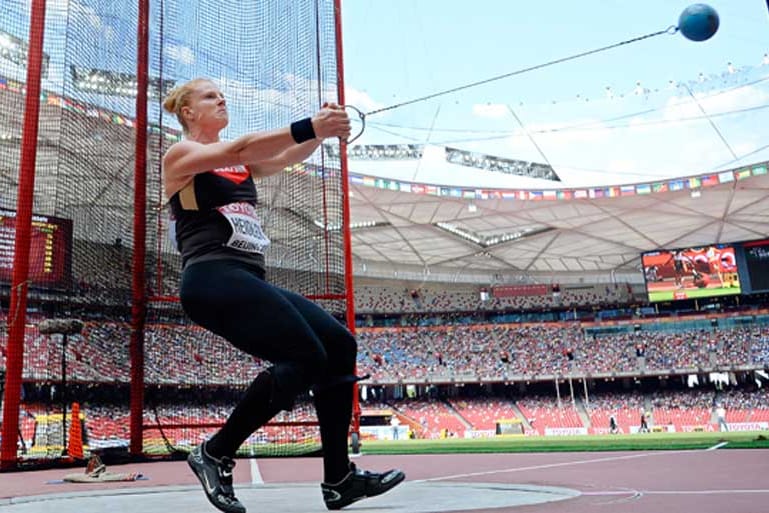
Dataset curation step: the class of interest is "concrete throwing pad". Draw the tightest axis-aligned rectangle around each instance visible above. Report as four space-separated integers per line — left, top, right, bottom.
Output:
0 481 580 512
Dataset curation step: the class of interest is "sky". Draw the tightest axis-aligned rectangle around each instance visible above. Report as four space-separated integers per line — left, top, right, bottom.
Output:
1 0 768 189
340 0 769 186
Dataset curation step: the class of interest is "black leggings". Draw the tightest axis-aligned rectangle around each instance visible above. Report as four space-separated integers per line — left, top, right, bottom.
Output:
180 258 356 480
181 259 356 377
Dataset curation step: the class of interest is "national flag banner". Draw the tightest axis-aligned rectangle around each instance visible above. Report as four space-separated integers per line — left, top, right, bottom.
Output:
688 177 701 189
518 190 528 200
411 184 426 194
375 178 386 189
363 176 376 187
543 190 557 200
574 190 588 199
652 182 668 193
0 78 6 90
502 191 516 199
753 165 767 176
717 171 734 183
608 187 620 197
425 185 439 195
701 174 719 187
735 169 751 180
558 190 573 200
462 190 475 198
476 190 488 199
669 180 685 191
620 185 635 196
590 189 602 199
440 187 451 196
449 188 462 197
490 190 504 199
389 181 399 191
399 182 411 193
636 184 651 194
529 191 544 200
350 175 364 185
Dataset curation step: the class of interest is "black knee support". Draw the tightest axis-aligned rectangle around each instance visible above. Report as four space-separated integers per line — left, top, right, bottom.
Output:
267 363 312 411
312 373 369 396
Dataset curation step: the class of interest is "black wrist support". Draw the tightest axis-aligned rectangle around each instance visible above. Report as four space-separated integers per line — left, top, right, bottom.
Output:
290 117 316 143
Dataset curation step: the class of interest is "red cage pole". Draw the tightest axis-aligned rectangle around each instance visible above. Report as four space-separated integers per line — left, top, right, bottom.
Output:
332 0 362 441
129 0 150 456
0 0 48 469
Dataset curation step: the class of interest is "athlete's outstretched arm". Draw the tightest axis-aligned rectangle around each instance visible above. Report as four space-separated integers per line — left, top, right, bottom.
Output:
247 139 322 178
163 106 349 181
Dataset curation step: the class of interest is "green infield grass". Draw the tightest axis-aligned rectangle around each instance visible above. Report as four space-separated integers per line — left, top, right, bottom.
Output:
356 431 769 454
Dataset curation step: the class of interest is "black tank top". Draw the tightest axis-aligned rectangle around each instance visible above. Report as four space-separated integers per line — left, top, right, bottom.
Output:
168 165 268 270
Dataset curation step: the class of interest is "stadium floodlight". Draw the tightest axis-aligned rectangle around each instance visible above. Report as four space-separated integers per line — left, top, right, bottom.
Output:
435 223 552 248
0 29 49 79
444 146 560 181
324 143 424 160
69 65 175 99
313 219 390 231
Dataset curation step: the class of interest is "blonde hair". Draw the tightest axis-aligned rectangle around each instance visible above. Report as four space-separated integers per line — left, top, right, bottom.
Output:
162 78 213 132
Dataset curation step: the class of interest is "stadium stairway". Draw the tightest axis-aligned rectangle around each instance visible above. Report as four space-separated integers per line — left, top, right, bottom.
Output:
388 404 425 437
510 403 533 432
444 400 472 430
575 399 591 428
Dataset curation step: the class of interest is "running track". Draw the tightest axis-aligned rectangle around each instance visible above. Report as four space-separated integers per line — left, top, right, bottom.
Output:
0 448 766 512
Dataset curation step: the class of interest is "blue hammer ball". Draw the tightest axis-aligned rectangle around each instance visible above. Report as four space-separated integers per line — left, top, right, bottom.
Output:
678 4 719 42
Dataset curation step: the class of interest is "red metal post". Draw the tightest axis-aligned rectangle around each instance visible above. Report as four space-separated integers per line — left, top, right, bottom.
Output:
332 0 362 437
129 0 149 455
0 0 48 469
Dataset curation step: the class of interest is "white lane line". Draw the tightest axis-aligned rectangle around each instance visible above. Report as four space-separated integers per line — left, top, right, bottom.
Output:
705 441 728 451
647 489 769 495
415 450 687 483
585 489 769 496
250 458 263 485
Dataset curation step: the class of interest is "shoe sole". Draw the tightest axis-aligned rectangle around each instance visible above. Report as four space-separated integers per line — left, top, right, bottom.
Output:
326 471 406 511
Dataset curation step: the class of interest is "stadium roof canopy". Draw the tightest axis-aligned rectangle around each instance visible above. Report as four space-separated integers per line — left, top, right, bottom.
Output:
344 155 769 283
2 85 768 286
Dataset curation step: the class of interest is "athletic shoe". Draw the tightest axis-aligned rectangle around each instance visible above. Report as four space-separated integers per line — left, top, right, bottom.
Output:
187 442 246 513
321 463 405 510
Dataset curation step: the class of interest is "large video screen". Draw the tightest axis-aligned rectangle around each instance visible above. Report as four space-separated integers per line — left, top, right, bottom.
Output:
0 209 73 289
742 239 769 293
642 245 741 302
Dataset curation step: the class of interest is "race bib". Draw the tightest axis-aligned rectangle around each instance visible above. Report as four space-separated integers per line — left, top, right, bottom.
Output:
217 202 270 254
167 212 180 251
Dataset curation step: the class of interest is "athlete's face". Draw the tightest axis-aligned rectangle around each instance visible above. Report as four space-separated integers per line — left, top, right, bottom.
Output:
183 81 228 131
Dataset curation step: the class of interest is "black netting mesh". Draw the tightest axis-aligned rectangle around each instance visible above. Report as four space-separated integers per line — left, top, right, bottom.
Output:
1 0 344 462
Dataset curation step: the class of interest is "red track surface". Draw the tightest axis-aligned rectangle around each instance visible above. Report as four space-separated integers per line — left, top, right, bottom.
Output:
1 449 767 512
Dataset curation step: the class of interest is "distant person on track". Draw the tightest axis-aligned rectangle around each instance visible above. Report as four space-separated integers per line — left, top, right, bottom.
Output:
639 409 650 433
609 414 619 434
716 404 729 432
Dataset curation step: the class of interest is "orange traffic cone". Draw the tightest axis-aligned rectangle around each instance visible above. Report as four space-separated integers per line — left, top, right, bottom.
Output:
68 402 84 459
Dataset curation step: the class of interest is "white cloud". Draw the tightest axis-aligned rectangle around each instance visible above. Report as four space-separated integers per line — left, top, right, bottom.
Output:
663 84 769 122
472 103 508 119
337 86 383 114
166 45 195 65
